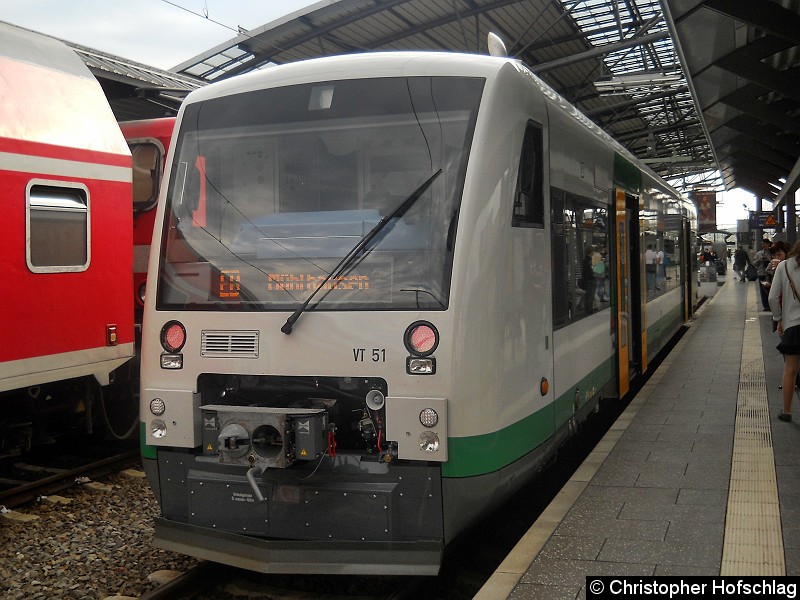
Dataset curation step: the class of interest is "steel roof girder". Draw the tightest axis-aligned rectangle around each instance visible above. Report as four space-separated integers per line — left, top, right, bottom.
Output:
718 87 800 136
719 114 800 156
616 118 702 141
732 174 778 198
704 0 800 44
727 150 794 180
714 50 800 104
774 156 800 207
323 0 521 53
729 168 784 192
511 18 648 56
585 86 689 116
724 139 797 173
724 155 789 182
528 30 670 73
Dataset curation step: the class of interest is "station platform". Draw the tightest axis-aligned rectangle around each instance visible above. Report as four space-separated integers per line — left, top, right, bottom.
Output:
476 275 800 599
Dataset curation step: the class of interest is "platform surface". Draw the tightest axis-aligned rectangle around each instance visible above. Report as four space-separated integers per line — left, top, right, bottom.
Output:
476 277 800 599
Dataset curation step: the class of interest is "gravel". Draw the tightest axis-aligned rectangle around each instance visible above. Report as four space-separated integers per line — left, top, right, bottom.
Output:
0 467 198 600
0 467 470 599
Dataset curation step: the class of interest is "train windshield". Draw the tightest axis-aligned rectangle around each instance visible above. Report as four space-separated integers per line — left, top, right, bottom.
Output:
156 76 484 312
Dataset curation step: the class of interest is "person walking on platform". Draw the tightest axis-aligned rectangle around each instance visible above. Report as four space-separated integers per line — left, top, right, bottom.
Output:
754 238 772 310
768 240 800 422
733 246 749 282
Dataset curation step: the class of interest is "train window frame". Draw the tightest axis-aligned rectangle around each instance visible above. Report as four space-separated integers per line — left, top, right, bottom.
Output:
129 140 164 214
643 208 684 301
550 187 609 330
156 75 484 313
512 120 544 228
25 179 91 273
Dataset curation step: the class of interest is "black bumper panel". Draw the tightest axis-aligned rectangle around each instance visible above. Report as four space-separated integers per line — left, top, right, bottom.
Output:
153 516 443 575
158 451 444 543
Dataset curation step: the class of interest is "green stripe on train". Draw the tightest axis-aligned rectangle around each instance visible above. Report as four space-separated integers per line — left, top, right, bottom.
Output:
646 302 683 358
140 422 157 460
441 307 682 478
442 356 615 478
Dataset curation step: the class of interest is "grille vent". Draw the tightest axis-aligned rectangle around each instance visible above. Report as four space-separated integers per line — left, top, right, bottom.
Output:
201 330 259 358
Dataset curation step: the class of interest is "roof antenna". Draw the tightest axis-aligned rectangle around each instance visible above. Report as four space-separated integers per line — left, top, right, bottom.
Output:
487 32 507 57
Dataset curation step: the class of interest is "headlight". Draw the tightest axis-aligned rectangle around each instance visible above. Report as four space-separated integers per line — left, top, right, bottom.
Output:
150 419 167 439
407 356 436 375
419 431 439 452
160 354 183 369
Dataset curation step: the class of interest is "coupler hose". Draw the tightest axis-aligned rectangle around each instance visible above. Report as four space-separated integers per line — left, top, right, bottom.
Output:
246 464 267 503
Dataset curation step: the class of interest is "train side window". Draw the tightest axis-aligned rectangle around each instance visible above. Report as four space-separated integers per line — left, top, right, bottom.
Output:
551 187 608 329
131 143 162 213
26 181 90 273
512 120 544 228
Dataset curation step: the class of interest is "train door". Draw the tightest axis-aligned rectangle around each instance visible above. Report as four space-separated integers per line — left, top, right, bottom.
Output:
683 219 693 320
614 189 642 396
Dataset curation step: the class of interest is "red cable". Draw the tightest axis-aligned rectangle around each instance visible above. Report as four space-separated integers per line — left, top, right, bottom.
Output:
327 430 337 457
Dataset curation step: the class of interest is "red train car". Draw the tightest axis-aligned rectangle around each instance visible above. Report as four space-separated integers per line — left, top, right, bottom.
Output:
0 23 134 451
120 118 175 329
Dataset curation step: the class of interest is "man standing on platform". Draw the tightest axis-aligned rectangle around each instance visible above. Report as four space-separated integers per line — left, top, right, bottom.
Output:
733 246 749 282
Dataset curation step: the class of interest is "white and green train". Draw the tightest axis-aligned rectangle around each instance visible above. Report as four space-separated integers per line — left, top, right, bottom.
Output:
140 49 697 575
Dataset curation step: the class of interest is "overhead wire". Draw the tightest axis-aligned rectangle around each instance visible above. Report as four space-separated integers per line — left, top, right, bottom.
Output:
159 0 310 65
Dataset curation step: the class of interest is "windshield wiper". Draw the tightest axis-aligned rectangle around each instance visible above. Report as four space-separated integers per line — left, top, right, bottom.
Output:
281 169 442 334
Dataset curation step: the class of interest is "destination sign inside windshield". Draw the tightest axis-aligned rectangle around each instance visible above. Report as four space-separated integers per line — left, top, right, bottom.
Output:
266 273 370 292
218 269 372 299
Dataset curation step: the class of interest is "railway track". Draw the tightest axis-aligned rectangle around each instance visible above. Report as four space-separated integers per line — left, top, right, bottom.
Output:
139 561 433 600
139 562 225 600
0 438 139 509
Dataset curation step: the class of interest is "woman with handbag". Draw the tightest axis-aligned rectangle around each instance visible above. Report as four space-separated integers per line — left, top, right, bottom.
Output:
768 241 800 422
763 241 790 332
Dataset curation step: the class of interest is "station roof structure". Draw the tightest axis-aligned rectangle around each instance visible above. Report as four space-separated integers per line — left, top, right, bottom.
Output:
170 0 710 193
52 1 799 203
67 41 203 122
662 0 800 207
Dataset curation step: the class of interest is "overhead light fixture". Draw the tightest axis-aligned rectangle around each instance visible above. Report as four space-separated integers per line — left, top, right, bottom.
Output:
641 154 696 164
595 72 683 92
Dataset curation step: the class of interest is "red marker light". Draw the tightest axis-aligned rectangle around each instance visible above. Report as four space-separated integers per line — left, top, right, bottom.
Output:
161 321 186 352
404 321 439 356
106 324 118 346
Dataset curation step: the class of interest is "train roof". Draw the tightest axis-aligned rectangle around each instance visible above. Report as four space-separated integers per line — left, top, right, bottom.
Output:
0 21 90 79
181 51 510 104
0 21 128 156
